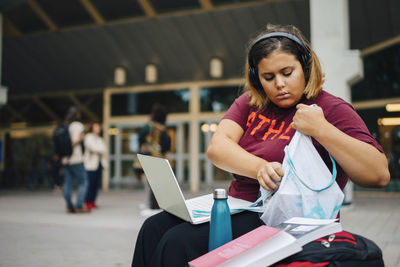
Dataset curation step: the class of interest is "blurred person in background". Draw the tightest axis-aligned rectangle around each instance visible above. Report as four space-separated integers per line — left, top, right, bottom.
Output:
134 104 171 216
62 106 89 213
84 122 108 211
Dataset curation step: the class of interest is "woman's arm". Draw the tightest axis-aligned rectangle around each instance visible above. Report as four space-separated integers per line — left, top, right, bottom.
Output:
84 134 106 154
206 119 283 190
292 104 390 188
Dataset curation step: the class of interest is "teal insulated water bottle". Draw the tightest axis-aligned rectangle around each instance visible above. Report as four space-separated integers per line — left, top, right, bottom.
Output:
208 188 232 251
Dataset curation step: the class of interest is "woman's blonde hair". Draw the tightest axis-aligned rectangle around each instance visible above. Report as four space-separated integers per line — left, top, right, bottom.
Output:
245 24 324 109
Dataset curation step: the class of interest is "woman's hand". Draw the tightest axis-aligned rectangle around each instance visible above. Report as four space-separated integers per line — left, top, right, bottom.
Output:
291 104 328 138
292 103 390 188
256 161 284 191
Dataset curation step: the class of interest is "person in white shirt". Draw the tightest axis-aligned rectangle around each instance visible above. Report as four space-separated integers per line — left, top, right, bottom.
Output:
62 106 89 213
84 122 108 211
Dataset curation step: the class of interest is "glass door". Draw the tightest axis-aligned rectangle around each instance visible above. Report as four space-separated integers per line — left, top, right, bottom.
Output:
199 120 232 184
108 121 190 186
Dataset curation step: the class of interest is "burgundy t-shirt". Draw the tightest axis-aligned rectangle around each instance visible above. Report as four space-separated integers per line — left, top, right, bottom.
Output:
223 91 383 202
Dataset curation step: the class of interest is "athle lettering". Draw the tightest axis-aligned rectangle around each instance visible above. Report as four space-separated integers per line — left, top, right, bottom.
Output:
247 112 292 141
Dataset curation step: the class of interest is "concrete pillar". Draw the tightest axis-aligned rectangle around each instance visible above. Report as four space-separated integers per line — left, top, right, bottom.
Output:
102 90 110 191
190 86 200 192
310 0 363 204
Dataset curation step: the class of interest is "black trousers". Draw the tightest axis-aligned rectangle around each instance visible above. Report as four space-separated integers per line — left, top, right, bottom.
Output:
132 210 264 267
85 165 102 203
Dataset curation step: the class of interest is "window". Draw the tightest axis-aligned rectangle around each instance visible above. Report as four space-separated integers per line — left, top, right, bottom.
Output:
200 86 243 112
111 89 190 116
352 44 400 102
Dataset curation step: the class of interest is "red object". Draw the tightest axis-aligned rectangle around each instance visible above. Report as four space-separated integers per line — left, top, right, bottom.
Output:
275 261 330 267
86 202 94 210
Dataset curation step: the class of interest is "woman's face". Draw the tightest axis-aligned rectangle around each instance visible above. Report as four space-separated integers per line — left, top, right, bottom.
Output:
92 123 101 135
257 51 306 108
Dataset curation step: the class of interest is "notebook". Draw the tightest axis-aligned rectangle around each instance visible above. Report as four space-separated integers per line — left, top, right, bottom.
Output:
136 153 253 224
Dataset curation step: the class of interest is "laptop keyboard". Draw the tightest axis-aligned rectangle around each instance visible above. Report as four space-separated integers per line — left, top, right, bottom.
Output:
186 194 214 212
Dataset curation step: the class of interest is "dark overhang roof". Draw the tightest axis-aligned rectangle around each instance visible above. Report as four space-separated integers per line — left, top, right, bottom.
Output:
1 0 400 96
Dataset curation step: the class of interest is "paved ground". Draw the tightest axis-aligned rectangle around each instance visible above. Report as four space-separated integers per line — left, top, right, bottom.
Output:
0 185 399 267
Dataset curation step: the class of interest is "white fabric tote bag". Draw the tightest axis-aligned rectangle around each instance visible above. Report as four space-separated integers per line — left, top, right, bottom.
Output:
260 131 344 227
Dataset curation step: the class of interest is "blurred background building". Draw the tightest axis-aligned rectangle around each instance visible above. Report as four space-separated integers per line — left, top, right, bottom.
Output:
0 0 399 193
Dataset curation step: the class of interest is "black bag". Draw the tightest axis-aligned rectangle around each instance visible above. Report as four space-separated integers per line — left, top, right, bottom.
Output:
53 124 73 157
275 231 384 267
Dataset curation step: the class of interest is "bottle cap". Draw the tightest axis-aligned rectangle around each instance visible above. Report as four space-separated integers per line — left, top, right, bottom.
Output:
213 188 228 199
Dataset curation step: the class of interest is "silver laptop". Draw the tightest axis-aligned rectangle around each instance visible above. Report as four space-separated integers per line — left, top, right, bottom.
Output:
137 153 252 224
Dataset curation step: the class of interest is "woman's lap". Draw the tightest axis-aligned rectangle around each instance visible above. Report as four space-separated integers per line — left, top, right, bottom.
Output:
132 211 184 266
132 210 264 267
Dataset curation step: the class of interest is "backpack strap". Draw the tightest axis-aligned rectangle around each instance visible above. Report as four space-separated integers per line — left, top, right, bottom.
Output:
285 146 337 192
